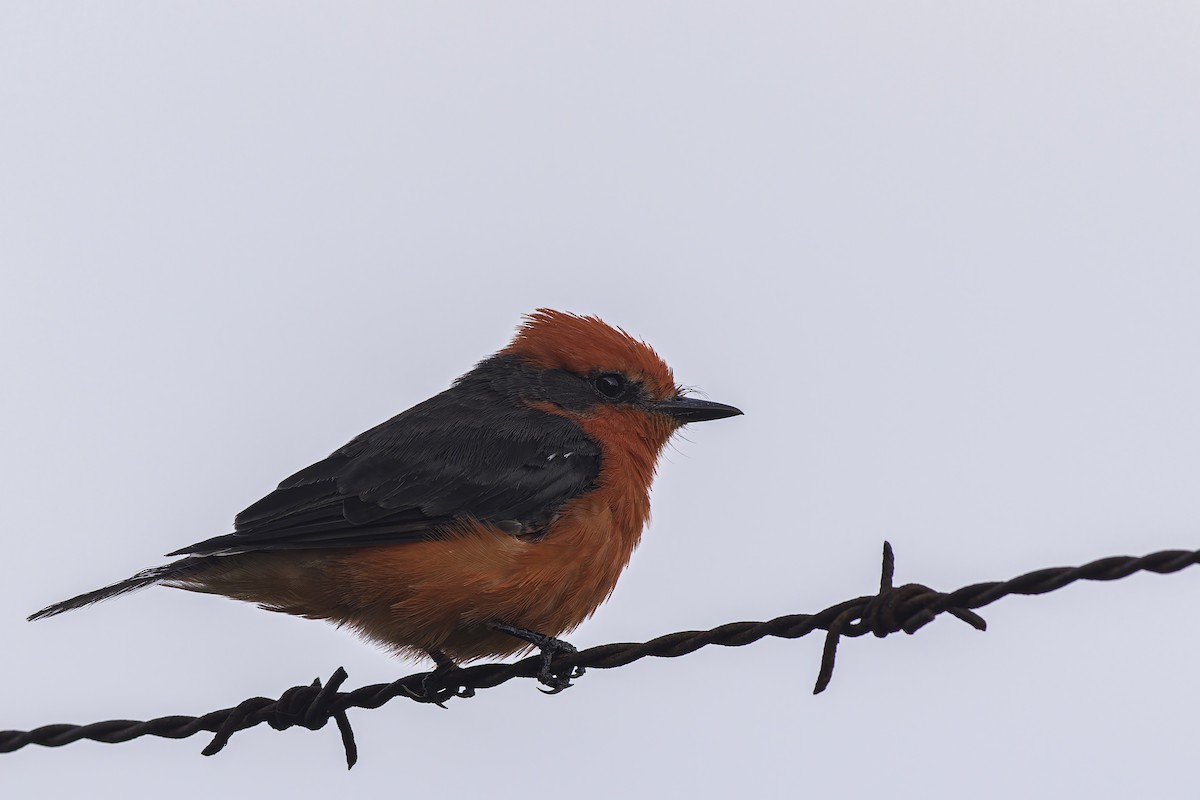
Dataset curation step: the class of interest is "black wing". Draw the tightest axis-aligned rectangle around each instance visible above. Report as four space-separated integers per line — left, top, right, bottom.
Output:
168 383 600 557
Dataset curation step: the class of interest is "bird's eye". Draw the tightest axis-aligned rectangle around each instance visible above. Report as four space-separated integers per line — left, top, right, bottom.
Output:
592 373 627 399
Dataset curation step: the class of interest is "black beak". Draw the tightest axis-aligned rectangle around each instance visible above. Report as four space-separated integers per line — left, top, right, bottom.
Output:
653 395 743 423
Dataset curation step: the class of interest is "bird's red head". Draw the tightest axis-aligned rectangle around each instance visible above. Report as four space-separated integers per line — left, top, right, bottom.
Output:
496 309 741 483
503 309 679 402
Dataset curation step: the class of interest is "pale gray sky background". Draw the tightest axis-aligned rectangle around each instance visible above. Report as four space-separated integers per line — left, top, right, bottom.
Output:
3 3 1199 797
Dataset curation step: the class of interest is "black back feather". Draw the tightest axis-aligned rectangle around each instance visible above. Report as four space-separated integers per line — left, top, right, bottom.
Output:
167 356 602 556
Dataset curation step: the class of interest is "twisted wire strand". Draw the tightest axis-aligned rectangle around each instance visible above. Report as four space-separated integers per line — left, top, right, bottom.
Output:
3 542 1198 768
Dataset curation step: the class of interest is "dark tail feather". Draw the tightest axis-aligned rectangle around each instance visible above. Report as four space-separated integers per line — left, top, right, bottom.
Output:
27 557 209 621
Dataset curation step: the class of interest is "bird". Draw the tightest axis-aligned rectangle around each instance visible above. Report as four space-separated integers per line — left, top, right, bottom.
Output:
29 309 742 691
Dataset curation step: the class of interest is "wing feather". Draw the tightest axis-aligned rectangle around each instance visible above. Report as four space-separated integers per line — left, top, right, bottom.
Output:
168 382 599 557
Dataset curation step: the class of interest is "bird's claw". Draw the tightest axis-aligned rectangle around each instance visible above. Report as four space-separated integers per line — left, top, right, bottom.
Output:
402 657 476 707
487 622 585 693
535 639 584 693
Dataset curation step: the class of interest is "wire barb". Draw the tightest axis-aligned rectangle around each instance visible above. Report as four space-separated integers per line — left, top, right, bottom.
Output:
3 541 1199 767
196 667 358 768
813 541 987 695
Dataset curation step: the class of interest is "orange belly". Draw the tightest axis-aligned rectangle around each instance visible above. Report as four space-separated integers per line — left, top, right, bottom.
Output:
175 487 647 661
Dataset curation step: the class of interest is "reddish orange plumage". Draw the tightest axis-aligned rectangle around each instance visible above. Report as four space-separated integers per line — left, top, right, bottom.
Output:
502 310 679 402
33 310 741 676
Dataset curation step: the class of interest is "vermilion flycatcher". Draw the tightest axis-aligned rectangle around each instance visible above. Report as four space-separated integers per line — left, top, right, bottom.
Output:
31 310 742 690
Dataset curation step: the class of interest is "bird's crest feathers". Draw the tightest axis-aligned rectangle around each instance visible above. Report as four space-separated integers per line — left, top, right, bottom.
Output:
503 309 678 400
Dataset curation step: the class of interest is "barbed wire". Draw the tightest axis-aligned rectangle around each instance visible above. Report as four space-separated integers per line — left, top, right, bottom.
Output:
3 541 1198 769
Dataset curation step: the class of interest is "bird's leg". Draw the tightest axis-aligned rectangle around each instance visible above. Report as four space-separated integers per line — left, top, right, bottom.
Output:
427 649 457 672
405 649 475 706
487 622 584 693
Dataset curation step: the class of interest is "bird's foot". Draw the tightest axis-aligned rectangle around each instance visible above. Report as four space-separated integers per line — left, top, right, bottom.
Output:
403 650 476 707
487 622 584 693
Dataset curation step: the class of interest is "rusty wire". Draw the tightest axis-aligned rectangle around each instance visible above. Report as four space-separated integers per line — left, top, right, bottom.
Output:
3 541 1198 769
